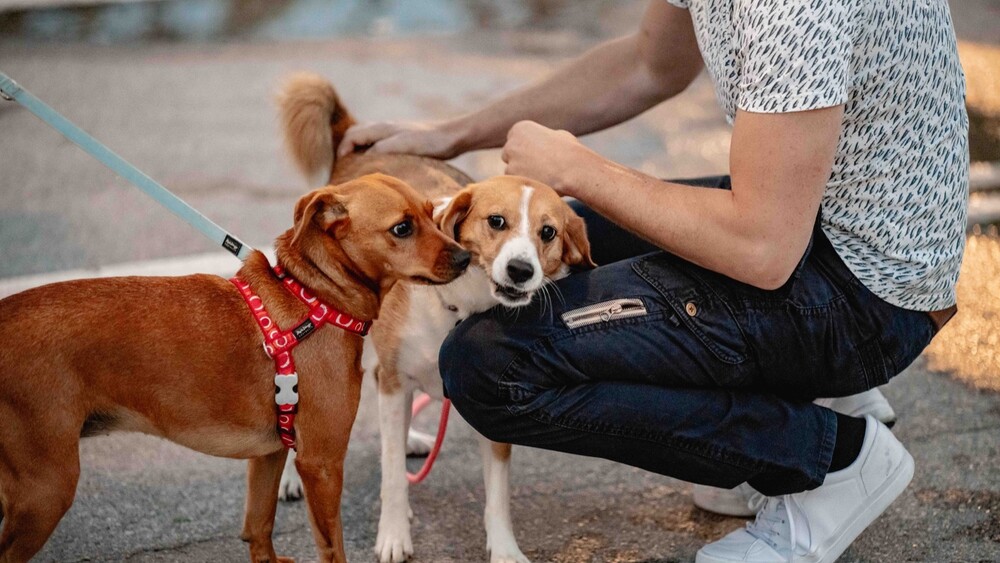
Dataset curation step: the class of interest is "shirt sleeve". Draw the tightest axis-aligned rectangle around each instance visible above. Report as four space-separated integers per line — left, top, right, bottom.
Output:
663 0 689 8
735 0 852 113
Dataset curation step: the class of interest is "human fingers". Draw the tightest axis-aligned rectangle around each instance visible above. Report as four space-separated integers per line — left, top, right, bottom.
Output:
337 122 398 157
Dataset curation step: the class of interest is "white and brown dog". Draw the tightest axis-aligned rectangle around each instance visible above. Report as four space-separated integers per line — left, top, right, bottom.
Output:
368 176 595 563
277 75 595 563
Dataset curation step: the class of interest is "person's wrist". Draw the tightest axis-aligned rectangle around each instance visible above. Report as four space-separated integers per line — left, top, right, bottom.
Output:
436 117 474 159
557 147 599 199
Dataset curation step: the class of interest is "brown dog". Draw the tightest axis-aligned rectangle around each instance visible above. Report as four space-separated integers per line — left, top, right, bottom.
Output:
0 174 469 563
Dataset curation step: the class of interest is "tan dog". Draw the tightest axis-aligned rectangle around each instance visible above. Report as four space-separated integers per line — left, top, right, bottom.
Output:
275 72 479 501
367 177 595 563
279 73 472 201
276 75 595 563
0 174 468 563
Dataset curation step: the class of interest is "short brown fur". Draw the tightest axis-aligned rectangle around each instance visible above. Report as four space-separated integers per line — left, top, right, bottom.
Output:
0 174 466 563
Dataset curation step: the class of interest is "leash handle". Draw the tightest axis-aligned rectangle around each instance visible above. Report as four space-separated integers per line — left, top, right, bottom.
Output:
0 70 254 261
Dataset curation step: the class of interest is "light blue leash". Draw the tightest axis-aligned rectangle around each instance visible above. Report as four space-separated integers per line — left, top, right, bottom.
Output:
0 70 254 261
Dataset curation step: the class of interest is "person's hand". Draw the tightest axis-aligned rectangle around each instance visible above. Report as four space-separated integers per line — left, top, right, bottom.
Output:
337 120 460 159
501 121 596 197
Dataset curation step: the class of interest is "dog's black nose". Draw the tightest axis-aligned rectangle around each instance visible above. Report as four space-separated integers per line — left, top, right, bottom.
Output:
452 249 471 271
506 259 534 284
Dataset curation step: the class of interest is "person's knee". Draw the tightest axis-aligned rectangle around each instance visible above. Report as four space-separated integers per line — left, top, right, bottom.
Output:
439 316 519 441
439 323 474 402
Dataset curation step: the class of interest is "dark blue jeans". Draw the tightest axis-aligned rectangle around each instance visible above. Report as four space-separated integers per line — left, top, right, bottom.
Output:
439 176 937 495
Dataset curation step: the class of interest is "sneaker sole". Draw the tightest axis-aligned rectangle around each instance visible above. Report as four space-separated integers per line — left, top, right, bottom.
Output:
816 449 914 563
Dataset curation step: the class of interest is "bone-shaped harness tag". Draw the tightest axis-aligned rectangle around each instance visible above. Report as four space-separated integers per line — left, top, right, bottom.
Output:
275 373 299 405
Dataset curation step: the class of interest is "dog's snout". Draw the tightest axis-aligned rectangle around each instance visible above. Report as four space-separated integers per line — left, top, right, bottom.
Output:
506 259 534 285
452 248 471 271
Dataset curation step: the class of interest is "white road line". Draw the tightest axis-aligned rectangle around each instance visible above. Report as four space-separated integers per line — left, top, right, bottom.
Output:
0 249 276 299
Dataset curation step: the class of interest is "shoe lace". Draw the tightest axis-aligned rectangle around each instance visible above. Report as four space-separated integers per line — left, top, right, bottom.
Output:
745 493 804 563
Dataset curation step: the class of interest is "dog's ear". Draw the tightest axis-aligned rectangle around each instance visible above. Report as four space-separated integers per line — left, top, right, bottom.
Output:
437 188 473 241
562 212 596 268
292 190 349 245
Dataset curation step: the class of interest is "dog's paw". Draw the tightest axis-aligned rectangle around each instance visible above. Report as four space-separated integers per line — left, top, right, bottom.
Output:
375 520 413 563
488 537 530 563
278 466 304 502
489 550 531 563
405 428 435 457
250 553 294 563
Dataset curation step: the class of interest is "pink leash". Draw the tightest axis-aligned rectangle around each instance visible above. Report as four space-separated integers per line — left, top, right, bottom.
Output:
406 394 451 484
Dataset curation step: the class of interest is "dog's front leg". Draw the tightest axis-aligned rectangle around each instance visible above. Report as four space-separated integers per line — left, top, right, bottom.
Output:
479 437 530 563
375 377 414 563
296 451 349 563
242 448 294 563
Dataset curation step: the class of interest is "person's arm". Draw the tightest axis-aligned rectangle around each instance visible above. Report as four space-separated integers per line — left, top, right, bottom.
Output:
500 106 844 290
337 1 702 158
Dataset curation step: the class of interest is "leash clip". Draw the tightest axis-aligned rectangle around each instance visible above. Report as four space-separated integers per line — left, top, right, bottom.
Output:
0 73 20 101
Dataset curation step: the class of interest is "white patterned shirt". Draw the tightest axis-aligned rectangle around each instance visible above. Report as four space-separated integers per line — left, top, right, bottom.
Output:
666 0 969 311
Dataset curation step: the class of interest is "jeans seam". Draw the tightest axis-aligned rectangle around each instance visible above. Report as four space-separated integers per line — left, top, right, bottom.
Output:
525 406 767 474
742 293 847 314
814 406 838 484
857 337 891 389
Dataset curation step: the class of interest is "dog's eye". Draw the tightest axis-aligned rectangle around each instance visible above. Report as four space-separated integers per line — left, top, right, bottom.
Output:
390 220 413 238
540 225 557 242
487 215 506 230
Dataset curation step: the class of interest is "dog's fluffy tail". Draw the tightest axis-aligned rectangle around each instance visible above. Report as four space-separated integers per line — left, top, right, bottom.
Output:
278 73 355 185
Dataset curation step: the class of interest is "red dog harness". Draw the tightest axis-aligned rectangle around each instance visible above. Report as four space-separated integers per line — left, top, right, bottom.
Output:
231 265 370 449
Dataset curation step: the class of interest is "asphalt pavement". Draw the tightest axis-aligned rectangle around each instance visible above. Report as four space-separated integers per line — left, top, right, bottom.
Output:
1 3 998 562
26 359 1000 563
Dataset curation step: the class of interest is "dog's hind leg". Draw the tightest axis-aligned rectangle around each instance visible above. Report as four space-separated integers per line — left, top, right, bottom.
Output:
241 448 294 563
278 449 304 501
479 438 530 563
0 432 80 563
403 390 435 457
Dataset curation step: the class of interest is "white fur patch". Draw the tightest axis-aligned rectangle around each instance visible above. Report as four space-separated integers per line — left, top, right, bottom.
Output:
432 196 453 222
278 450 304 501
491 186 543 293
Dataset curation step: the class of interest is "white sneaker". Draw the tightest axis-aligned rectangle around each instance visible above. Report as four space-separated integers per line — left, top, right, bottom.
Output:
693 389 897 517
815 388 896 427
695 416 914 563
692 483 766 517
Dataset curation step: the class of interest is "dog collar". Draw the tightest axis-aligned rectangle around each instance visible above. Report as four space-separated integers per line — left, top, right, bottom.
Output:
231 265 371 449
